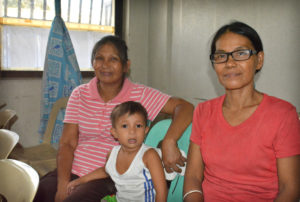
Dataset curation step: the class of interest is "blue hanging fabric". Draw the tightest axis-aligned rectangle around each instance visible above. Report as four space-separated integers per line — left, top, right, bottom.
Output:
38 0 82 143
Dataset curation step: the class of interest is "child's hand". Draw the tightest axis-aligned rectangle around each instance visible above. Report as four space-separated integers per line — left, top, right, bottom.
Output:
66 179 81 195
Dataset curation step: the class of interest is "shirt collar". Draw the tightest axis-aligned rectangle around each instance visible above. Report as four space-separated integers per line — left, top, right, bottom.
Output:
88 77 132 102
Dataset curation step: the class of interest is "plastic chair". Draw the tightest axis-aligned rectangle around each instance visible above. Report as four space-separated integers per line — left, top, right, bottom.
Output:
144 119 192 202
0 109 17 129
0 159 39 202
0 101 6 110
10 97 69 177
0 129 19 159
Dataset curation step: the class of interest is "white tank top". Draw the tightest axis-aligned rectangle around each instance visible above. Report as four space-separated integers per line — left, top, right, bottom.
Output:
105 144 156 202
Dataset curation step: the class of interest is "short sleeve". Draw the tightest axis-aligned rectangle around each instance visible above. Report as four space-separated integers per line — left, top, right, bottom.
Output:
139 86 170 121
63 86 80 124
190 104 203 146
273 107 300 158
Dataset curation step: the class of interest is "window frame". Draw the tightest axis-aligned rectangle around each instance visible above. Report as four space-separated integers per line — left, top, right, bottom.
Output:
0 0 123 78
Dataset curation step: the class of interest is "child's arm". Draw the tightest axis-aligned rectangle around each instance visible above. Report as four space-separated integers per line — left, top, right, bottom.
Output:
67 167 109 194
67 150 112 194
144 148 168 202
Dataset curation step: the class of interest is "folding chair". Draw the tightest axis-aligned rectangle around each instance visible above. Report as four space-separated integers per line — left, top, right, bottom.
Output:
10 97 69 176
0 159 39 202
0 129 19 159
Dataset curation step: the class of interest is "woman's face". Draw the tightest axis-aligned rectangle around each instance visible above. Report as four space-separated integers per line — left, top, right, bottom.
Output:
213 32 264 91
93 43 129 85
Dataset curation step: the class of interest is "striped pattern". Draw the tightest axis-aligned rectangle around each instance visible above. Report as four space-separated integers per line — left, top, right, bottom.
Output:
143 169 155 202
64 77 170 176
105 144 157 201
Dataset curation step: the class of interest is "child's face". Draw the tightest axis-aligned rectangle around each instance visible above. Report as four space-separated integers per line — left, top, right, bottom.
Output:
111 112 149 150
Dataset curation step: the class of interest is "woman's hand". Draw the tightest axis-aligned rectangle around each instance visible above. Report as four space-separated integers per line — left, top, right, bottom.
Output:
67 178 82 195
55 180 69 202
55 190 68 202
160 97 194 172
161 138 186 173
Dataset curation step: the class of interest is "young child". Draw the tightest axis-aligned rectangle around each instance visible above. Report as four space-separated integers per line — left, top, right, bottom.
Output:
67 101 168 202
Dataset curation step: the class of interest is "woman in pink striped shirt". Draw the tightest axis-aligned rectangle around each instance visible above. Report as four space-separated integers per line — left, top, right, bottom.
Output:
34 35 194 202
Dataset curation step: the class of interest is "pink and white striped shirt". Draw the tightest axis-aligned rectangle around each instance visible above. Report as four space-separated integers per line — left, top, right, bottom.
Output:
64 77 170 176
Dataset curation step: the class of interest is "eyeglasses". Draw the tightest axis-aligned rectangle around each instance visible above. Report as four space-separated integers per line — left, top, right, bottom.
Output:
210 49 257 64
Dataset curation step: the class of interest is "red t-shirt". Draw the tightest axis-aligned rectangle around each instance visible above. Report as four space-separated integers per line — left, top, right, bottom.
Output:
191 94 300 201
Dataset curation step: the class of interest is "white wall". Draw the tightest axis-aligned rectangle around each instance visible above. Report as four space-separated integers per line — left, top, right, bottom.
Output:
0 77 91 147
124 0 150 84
1 0 299 147
127 0 300 109
0 78 42 146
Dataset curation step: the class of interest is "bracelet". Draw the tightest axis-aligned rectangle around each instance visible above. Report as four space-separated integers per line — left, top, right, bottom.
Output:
183 189 202 200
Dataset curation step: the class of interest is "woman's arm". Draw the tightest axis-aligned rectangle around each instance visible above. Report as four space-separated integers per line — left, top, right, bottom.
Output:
55 123 79 202
275 155 300 202
183 142 204 202
160 97 194 173
144 149 168 202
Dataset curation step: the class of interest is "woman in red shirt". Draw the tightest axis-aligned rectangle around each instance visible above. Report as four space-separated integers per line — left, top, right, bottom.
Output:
184 21 300 201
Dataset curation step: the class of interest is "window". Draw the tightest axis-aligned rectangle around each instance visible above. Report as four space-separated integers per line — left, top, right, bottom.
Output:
0 0 118 72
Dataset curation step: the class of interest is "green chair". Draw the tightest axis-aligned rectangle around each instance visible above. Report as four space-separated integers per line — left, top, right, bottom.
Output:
144 119 192 202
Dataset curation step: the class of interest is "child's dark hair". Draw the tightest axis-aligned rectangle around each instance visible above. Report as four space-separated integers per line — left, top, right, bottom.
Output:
110 101 148 128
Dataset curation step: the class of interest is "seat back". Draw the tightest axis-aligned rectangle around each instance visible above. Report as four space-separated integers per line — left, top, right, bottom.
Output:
0 129 19 159
0 109 17 129
0 159 39 202
42 97 69 144
144 119 192 202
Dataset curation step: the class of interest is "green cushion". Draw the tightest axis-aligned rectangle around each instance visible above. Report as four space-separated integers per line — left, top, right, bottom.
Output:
144 119 192 202
101 194 116 202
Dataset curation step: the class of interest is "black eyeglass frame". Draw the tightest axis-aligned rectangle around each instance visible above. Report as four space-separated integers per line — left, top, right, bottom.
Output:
210 49 257 64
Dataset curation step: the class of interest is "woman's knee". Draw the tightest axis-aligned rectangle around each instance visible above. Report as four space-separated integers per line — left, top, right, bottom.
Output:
34 177 57 201
63 178 116 202
33 171 58 202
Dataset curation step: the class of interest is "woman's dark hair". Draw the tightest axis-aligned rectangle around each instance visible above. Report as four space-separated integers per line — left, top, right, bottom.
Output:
210 21 263 55
91 35 129 66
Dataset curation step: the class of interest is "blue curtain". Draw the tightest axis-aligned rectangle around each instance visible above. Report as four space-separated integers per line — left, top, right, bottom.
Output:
38 0 82 143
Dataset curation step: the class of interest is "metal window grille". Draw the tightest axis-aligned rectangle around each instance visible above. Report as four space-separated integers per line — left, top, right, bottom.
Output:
2 0 113 26
1 0 114 71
